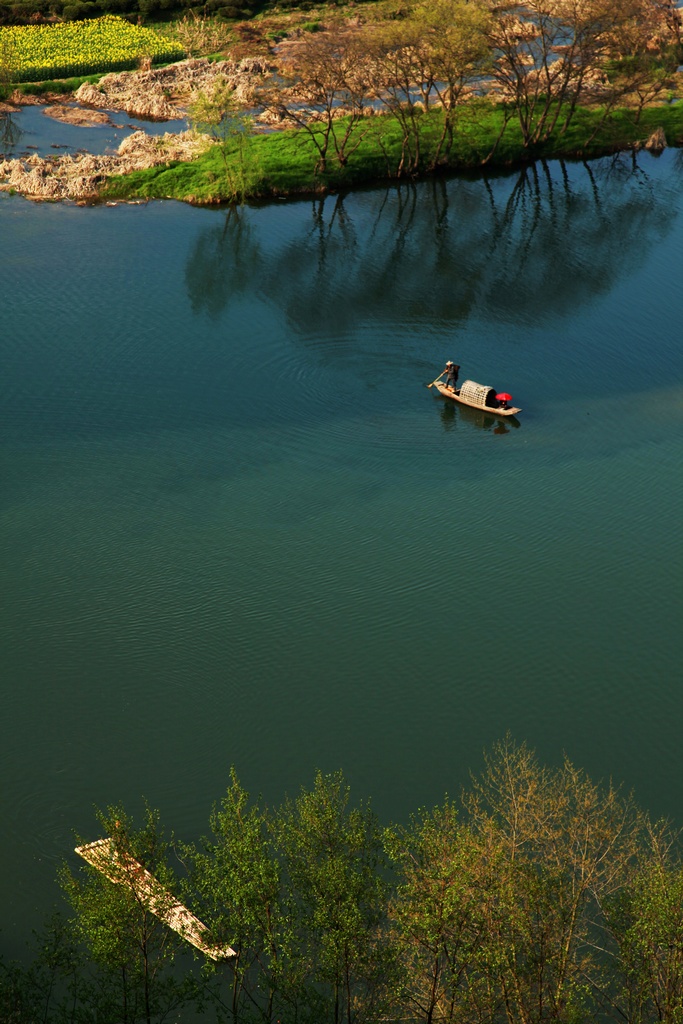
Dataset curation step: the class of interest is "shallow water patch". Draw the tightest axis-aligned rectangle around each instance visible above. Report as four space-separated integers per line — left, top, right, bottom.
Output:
0 102 188 160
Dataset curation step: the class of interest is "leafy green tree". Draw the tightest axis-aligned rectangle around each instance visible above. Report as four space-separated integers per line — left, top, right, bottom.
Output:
410 0 495 168
606 823 683 1024
463 736 647 1024
272 770 394 1024
10 745 683 1024
60 804 194 1024
189 81 260 202
181 767 282 1023
368 0 495 176
386 800 500 1024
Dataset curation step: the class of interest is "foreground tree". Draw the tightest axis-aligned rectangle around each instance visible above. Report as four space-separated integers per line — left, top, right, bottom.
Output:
18 744 683 1023
184 768 395 1023
462 736 648 1024
0 914 88 1024
273 770 394 1024
181 767 282 1022
606 823 683 1023
386 800 499 1024
60 804 193 1024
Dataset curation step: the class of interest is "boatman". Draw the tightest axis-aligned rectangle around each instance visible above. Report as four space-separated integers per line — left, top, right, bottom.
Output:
444 361 460 389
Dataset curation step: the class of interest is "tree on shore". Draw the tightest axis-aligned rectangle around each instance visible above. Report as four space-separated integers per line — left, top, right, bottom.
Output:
180 767 282 1022
599 3 681 125
59 804 194 1024
6 741 683 1023
366 17 440 177
189 80 260 202
272 769 395 1024
263 28 373 175
475 0 682 147
655 0 683 48
406 0 496 168
605 821 683 1023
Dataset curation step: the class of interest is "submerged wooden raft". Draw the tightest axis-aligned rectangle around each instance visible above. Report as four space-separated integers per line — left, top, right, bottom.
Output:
434 379 522 417
75 838 235 961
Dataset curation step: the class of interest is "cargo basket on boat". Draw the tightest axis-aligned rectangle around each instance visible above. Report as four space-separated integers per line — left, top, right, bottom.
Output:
458 380 497 408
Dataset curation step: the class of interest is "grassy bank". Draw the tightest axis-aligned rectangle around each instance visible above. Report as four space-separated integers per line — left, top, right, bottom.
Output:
101 100 683 205
7 70 102 95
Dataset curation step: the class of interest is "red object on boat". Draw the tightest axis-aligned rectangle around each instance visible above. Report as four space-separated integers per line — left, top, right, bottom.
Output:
496 392 512 402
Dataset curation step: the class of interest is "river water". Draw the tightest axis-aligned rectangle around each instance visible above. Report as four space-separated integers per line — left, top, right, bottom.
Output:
1 151 682 959
0 103 188 159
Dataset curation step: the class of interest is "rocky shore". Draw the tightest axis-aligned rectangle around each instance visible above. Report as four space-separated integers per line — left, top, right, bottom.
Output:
0 129 210 201
0 56 269 201
73 55 268 120
0 47 678 204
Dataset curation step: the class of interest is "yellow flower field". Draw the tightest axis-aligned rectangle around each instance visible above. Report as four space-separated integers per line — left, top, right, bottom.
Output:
0 16 184 83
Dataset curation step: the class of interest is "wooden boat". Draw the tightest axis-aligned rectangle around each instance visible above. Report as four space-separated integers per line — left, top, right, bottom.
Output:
433 379 521 417
76 838 236 961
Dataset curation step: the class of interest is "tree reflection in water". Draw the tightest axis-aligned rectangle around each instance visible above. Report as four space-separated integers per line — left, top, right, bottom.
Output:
0 112 21 154
185 153 679 333
185 206 262 318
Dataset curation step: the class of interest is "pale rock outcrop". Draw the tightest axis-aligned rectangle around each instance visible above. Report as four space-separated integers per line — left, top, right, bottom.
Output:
0 129 211 201
74 56 270 120
1 54 270 201
643 126 667 153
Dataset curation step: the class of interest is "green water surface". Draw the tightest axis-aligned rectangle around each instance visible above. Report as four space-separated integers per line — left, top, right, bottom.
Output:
1 152 682 957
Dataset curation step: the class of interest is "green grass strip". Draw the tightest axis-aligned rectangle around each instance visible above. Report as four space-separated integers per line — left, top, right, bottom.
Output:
103 101 683 205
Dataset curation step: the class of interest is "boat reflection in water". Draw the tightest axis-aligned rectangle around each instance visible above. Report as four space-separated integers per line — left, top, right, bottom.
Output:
436 394 521 434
